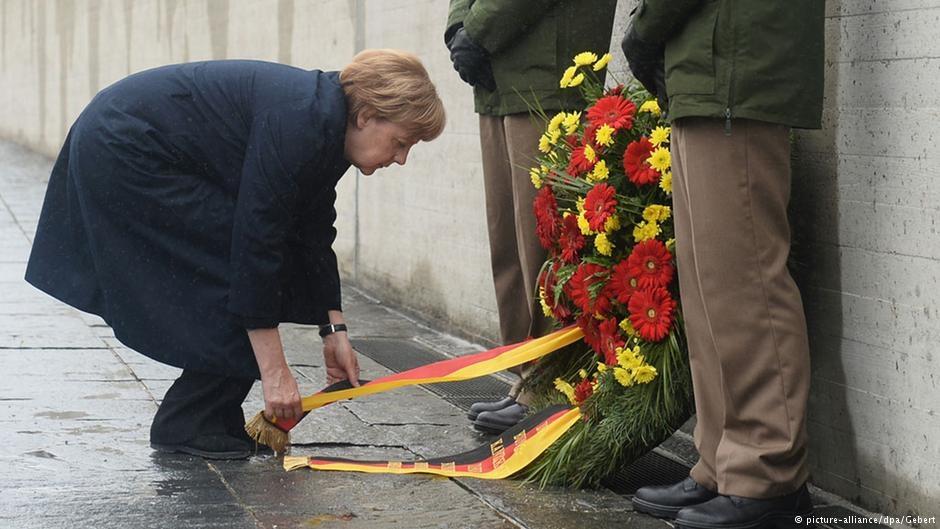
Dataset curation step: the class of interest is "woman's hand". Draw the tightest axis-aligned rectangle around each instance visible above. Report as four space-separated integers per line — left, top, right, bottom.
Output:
247 327 303 421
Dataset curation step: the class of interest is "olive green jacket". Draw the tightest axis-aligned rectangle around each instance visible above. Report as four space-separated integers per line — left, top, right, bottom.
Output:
632 0 825 129
446 0 618 116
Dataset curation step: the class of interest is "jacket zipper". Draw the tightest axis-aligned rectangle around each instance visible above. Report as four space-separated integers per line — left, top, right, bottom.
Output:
724 0 735 136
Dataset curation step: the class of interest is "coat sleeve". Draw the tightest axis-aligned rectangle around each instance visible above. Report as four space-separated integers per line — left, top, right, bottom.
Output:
291 185 342 322
631 0 703 44
462 0 563 55
445 0 472 44
227 107 305 329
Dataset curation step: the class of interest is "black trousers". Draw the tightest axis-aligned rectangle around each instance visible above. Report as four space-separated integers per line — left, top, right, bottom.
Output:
150 370 256 444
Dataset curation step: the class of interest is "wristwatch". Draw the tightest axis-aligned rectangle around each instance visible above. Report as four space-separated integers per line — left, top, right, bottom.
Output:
318 323 348 337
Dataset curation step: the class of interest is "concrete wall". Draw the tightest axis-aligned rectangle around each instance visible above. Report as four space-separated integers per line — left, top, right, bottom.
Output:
790 0 940 517
1 0 937 518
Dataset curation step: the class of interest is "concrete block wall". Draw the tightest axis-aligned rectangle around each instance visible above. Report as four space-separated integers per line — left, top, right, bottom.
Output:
788 0 940 517
0 0 937 518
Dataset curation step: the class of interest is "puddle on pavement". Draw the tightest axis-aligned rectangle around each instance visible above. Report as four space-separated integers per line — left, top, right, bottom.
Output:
305 513 358 526
34 411 90 420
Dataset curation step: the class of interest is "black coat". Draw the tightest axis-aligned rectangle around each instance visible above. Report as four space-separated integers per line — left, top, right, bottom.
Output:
25 60 351 378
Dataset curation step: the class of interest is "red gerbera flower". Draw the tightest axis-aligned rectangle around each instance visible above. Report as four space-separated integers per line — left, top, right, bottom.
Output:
566 144 596 177
628 286 677 342
583 183 617 232
627 239 675 288
624 137 660 186
609 258 641 304
567 263 611 315
574 378 594 404
576 313 600 352
559 214 585 263
586 95 637 130
533 186 561 250
598 317 625 365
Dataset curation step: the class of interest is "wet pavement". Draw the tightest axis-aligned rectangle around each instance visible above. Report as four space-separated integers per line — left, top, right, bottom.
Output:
0 139 666 529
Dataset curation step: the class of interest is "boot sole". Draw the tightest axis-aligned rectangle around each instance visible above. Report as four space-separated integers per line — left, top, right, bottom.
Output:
631 497 684 519
674 510 813 529
471 420 513 434
151 442 251 460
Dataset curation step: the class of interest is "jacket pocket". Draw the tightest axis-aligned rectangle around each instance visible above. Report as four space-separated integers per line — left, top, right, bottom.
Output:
664 1 719 96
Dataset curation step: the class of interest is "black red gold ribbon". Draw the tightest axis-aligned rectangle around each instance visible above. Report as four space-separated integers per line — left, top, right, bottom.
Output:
275 326 585 479
284 405 581 479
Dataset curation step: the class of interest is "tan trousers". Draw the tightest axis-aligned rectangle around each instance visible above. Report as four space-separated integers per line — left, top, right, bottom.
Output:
671 118 811 499
479 114 551 404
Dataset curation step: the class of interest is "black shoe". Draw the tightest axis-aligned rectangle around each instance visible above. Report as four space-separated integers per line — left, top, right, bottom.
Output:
230 425 275 456
467 396 516 421
151 434 253 460
473 403 528 433
632 476 719 519
675 483 813 529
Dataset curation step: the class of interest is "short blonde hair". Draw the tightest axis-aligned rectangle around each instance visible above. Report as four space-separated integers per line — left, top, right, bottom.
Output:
340 49 446 142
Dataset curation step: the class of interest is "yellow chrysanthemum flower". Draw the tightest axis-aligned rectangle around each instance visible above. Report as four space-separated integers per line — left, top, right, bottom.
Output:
554 378 577 404
604 213 620 233
548 112 566 134
633 365 658 384
633 220 661 242
595 124 616 147
666 238 676 252
583 144 596 163
650 126 671 147
617 345 644 370
549 128 562 145
560 66 577 88
573 51 598 66
538 134 552 154
530 167 543 189
648 147 671 173
577 212 592 235
588 160 609 182
568 72 585 87
613 367 635 387
594 232 614 256
619 318 636 336
563 112 581 135
643 204 672 223
659 171 673 194
639 99 661 116
578 368 588 379
593 53 612 71
596 362 607 373
576 197 586 214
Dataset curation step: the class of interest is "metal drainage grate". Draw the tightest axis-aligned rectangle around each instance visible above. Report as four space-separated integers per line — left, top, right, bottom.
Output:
601 449 692 495
351 337 512 411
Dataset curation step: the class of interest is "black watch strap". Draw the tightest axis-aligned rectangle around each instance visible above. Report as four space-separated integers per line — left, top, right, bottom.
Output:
319 323 348 337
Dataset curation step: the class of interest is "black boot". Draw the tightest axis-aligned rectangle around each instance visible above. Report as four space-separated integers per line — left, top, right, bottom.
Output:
675 483 813 529
151 434 252 460
473 402 528 433
467 396 515 421
632 476 719 519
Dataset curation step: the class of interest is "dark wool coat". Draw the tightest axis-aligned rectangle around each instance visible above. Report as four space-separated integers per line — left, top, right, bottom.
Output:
25 60 351 378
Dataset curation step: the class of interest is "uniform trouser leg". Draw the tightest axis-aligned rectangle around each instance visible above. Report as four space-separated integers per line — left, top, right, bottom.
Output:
150 370 255 444
671 118 811 499
479 114 550 405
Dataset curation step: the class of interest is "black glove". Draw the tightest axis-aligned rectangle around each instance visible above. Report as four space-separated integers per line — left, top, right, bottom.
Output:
447 27 497 92
621 23 668 112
